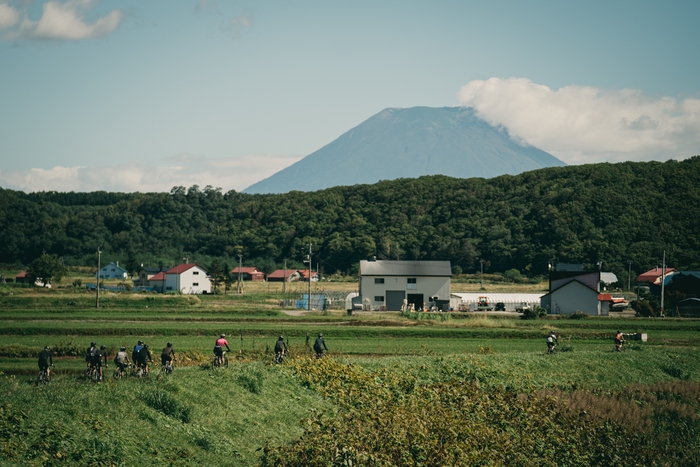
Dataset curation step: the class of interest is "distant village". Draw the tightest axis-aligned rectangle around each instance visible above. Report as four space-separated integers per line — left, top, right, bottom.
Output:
14 258 698 318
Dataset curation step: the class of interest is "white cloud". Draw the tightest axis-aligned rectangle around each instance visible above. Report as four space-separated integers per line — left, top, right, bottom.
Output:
3 0 124 41
0 154 304 193
0 3 19 29
458 77 700 164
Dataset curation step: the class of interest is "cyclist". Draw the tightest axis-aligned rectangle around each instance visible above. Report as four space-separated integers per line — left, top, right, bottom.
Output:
614 330 625 352
274 336 288 363
214 334 231 366
161 342 176 372
92 344 108 381
314 333 328 358
137 344 153 375
85 341 98 370
37 345 54 382
114 346 130 378
546 332 557 354
132 340 144 364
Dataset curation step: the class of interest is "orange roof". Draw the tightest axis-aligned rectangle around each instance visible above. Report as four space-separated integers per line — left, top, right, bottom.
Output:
150 272 166 281
15 271 28 278
598 293 613 301
637 267 676 284
232 267 264 275
268 269 296 279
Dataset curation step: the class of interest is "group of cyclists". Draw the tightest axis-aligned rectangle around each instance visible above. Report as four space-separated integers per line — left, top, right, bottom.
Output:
78 340 176 381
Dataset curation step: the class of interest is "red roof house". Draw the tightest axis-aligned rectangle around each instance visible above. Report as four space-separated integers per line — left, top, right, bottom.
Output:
298 269 320 282
267 269 300 282
231 267 265 281
637 267 676 285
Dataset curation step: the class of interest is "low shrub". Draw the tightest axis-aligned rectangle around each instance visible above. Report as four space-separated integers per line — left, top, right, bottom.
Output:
140 385 192 423
569 312 589 319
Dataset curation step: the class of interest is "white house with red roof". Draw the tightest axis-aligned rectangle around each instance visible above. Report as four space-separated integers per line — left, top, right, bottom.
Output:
267 269 300 282
637 267 676 285
148 271 167 293
165 264 211 294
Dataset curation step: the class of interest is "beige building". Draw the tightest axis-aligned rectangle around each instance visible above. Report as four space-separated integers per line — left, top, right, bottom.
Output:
359 260 451 311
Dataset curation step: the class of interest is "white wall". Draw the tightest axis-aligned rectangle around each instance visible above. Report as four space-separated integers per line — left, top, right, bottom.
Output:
165 266 211 294
547 281 603 316
361 275 450 310
99 263 127 279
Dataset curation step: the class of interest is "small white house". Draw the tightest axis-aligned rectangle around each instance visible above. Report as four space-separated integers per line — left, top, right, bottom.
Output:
165 264 211 294
359 260 451 311
98 262 128 280
541 272 609 316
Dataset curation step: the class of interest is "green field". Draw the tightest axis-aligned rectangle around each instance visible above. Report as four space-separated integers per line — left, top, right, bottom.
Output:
1 291 699 466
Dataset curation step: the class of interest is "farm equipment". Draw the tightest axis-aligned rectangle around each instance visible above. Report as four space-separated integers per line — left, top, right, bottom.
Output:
476 296 492 311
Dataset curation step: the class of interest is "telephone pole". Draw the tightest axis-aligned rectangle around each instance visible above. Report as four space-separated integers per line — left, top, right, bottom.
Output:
283 259 287 294
96 247 101 308
237 254 243 294
306 244 312 311
627 260 632 291
660 250 666 317
480 259 484 290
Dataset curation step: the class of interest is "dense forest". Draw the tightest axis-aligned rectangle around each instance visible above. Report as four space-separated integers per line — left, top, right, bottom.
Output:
1 157 699 281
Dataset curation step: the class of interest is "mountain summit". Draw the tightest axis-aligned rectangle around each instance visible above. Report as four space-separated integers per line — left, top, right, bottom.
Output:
244 106 565 194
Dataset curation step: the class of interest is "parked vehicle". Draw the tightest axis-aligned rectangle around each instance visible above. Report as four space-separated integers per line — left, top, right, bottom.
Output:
476 296 492 311
494 302 506 311
515 302 531 313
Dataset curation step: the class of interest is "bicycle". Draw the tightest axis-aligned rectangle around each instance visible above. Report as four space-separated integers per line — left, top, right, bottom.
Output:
113 363 129 380
160 360 174 375
135 363 150 378
36 366 52 385
212 351 229 368
274 351 285 364
85 363 100 382
546 345 557 355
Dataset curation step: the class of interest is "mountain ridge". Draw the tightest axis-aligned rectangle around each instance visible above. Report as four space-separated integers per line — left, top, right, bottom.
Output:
244 106 566 194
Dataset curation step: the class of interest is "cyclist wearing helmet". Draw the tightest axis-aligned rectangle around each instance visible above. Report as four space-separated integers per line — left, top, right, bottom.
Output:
136 344 152 374
614 330 625 352
85 341 98 370
161 342 176 368
114 346 130 377
546 332 557 354
313 333 328 358
214 334 231 366
92 345 108 381
38 345 53 377
274 336 288 363
132 340 144 363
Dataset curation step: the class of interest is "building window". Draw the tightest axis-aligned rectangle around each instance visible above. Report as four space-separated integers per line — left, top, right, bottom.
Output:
166 287 172 291
193 271 199 275
407 278 417 290
193 282 199 286
111 269 115 272
374 278 384 284
374 296 385 302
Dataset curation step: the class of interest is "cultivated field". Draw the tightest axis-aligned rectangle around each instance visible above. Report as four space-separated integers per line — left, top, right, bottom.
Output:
1 287 698 466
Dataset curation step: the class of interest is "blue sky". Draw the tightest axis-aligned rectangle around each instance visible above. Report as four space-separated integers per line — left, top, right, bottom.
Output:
0 0 698 192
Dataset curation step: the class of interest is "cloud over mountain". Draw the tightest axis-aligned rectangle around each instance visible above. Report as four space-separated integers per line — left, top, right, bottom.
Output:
458 78 700 164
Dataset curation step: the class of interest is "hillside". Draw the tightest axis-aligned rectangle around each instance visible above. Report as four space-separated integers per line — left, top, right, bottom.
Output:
1 158 699 280
244 107 565 194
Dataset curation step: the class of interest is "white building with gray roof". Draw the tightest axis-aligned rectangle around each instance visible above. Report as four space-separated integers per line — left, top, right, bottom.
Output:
359 260 452 311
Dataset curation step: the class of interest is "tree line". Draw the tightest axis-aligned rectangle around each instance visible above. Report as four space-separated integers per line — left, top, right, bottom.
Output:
1 157 699 283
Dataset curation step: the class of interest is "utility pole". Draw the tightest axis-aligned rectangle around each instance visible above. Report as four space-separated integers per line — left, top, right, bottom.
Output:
237 254 243 294
96 247 101 308
627 260 632 291
479 259 484 290
306 244 312 311
660 250 666 317
283 259 287 294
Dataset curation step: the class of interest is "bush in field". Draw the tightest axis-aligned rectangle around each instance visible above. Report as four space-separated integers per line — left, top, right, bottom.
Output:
140 385 192 423
520 306 547 320
569 311 589 319
259 357 700 467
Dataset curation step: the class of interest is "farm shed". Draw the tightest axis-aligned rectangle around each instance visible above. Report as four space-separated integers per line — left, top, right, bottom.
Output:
359 260 451 311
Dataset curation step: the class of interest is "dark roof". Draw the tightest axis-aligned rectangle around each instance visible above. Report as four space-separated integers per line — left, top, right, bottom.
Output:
166 264 204 274
141 267 163 274
359 260 452 277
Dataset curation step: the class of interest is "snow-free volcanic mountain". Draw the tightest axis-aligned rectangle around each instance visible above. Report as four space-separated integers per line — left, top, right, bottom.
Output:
244 106 566 194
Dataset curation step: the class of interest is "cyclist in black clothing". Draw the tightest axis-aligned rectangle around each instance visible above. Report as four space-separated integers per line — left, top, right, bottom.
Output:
132 340 144 363
274 336 288 363
92 344 108 381
85 341 97 370
161 342 176 369
38 345 53 375
314 333 328 358
137 344 152 374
